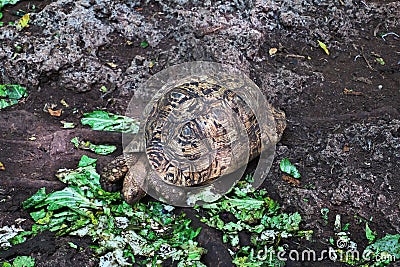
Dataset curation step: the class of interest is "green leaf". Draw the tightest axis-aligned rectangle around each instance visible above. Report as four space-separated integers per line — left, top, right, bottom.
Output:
317 40 330 55
71 137 117 155
81 110 139 133
140 41 149 48
365 223 376 244
279 158 301 179
0 84 28 109
22 188 48 209
92 144 116 155
44 187 102 211
11 256 35 267
15 13 29 31
9 231 32 245
61 121 75 129
78 155 97 167
199 173 308 266
71 137 80 147
30 209 46 221
68 242 78 249
0 99 16 109
0 84 27 99
99 85 108 93
375 57 385 65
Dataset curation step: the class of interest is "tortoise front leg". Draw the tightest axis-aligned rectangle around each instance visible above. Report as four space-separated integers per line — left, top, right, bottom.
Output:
100 153 141 192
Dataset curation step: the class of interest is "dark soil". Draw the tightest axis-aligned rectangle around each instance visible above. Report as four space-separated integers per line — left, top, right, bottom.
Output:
0 0 399 266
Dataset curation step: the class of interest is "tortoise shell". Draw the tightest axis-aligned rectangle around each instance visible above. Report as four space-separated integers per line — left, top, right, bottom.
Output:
144 79 262 187
101 62 285 206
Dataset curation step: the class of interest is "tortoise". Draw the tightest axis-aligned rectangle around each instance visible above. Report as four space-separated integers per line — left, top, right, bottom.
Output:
100 66 286 206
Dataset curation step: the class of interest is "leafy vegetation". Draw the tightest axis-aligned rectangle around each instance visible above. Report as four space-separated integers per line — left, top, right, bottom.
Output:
0 0 20 9
279 158 301 179
0 225 24 249
13 155 205 266
365 223 376 244
199 175 312 266
71 137 117 155
0 84 27 109
10 155 311 266
81 111 139 133
1 256 35 267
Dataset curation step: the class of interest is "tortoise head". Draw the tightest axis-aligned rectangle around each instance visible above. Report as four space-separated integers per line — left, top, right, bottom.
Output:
100 153 147 204
121 153 148 204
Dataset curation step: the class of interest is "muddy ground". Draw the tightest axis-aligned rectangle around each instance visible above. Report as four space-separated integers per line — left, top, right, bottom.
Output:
0 0 399 266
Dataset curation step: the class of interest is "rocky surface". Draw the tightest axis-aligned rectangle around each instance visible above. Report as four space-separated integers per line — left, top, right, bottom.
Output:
0 0 399 266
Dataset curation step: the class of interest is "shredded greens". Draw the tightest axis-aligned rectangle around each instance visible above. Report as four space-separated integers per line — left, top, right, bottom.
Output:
11 154 313 266
81 111 139 133
18 155 205 266
1 256 35 267
71 137 117 155
0 225 25 249
0 84 28 109
199 175 311 266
